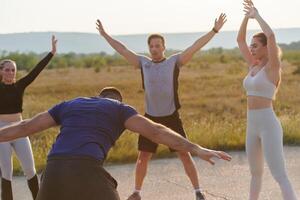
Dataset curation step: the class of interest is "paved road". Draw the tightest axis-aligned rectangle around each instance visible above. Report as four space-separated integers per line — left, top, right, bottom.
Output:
5 146 300 200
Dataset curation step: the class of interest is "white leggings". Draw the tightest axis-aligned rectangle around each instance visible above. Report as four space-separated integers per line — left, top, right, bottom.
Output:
0 121 36 181
246 108 298 200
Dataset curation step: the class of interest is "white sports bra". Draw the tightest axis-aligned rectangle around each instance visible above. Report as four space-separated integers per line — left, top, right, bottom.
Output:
243 67 276 100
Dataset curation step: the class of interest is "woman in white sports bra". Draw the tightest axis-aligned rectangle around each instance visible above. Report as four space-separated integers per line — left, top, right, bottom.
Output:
237 0 298 199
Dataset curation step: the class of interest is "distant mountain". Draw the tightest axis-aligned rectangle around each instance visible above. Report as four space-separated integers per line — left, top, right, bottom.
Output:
279 41 300 50
1 28 300 54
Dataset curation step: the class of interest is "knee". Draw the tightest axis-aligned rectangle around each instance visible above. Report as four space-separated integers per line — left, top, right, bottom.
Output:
177 152 193 163
250 168 263 179
137 152 152 164
23 166 36 179
0 166 13 181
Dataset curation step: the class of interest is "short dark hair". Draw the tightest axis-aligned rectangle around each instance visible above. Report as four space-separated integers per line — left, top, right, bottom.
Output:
99 87 123 102
147 34 165 46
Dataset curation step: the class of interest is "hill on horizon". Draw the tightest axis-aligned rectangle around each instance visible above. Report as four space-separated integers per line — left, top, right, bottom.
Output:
1 28 300 54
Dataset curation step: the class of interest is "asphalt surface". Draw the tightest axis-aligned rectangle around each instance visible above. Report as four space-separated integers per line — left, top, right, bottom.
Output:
5 146 300 200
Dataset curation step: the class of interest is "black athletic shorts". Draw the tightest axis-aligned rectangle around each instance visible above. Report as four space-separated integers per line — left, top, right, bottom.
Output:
138 111 187 153
37 155 120 200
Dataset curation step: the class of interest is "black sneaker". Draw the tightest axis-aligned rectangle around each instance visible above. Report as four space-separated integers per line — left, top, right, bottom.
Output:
196 191 206 200
126 192 141 200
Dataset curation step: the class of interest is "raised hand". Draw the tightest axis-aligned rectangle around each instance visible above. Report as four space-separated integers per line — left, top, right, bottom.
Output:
243 0 259 19
96 19 105 36
51 35 58 55
213 13 227 32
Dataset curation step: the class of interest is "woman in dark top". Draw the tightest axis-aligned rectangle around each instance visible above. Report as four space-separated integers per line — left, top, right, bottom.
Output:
0 35 57 200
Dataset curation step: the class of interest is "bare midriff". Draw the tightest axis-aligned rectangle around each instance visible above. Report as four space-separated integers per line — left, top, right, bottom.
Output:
247 96 273 110
0 113 22 122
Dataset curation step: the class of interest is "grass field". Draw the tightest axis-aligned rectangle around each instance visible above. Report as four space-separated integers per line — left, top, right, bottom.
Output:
11 58 300 174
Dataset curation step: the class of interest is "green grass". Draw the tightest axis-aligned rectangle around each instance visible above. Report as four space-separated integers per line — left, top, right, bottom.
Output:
11 59 300 174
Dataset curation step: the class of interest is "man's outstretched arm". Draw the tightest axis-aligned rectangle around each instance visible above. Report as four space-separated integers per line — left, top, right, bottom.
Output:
178 13 227 66
96 19 140 67
125 114 231 165
0 112 57 142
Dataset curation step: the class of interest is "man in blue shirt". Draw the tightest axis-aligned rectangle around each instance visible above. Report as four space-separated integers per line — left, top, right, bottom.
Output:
0 87 231 200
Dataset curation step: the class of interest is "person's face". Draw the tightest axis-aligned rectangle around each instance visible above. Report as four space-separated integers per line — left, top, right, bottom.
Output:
148 38 165 61
1 62 17 84
250 37 267 60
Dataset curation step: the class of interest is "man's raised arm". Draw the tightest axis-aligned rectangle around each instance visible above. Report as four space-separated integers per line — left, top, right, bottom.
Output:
96 19 140 67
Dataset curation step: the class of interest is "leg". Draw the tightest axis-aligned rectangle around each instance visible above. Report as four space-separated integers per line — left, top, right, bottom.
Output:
261 117 298 200
0 142 13 200
176 151 199 189
127 134 157 200
246 128 264 200
134 151 153 191
12 137 38 199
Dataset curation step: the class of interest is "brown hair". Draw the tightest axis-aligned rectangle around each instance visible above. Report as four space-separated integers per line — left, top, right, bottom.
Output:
253 32 282 59
253 32 267 46
147 34 165 46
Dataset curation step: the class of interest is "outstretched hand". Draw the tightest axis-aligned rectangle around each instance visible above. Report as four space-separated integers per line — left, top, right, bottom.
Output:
213 13 227 32
197 148 232 165
51 35 58 55
96 19 105 36
243 0 259 19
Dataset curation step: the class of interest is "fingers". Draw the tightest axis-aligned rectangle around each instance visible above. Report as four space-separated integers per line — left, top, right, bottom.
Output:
219 13 226 20
96 19 102 27
244 0 253 7
206 152 222 165
51 35 58 45
217 151 232 161
248 0 254 6
207 159 215 165
203 151 232 165
214 13 227 31
217 13 227 25
96 19 104 32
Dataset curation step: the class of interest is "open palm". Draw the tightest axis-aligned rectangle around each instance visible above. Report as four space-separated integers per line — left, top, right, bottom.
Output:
243 0 258 18
51 35 58 55
96 19 105 36
214 13 227 32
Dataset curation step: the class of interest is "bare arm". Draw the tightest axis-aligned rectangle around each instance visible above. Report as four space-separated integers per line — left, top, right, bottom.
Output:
244 0 280 69
125 114 231 165
179 13 227 66
0 112 57 142
237 16 255 66
96 19 140 67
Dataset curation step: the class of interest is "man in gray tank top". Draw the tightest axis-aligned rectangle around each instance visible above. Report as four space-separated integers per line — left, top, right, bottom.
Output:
96 13 227 200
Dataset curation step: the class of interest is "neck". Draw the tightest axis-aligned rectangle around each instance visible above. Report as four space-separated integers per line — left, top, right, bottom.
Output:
257 57 268 67
152 56 165 62
1 79 15 85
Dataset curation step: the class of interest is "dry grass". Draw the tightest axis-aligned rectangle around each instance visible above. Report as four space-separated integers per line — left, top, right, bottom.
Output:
12 61 300 173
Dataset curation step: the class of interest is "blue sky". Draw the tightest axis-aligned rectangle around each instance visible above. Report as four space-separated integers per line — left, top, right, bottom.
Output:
1 0 300 34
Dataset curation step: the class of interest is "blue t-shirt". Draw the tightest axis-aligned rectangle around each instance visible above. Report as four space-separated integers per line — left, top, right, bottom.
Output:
47 97 138 160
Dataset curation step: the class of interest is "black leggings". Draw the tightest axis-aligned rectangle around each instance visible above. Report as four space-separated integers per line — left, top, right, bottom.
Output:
37 156 120 200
